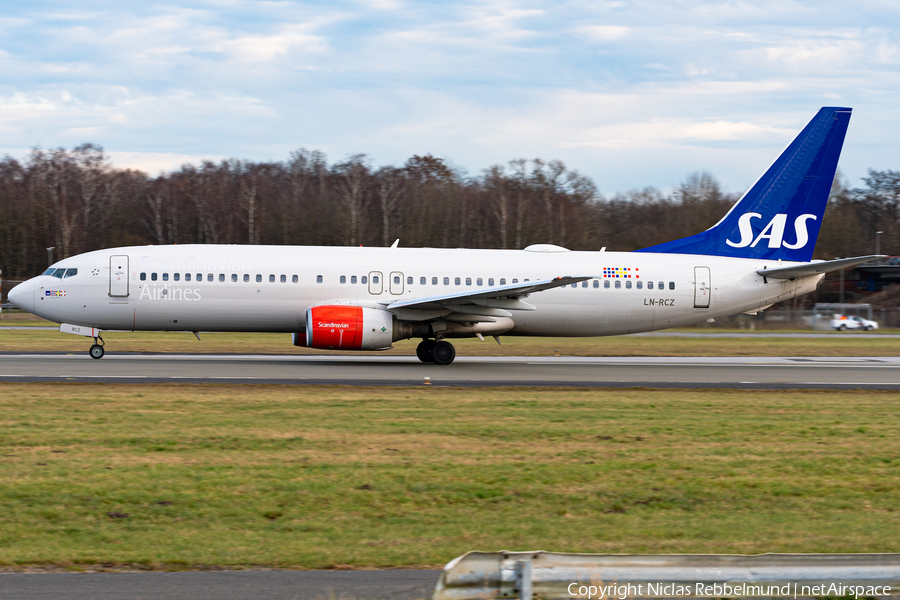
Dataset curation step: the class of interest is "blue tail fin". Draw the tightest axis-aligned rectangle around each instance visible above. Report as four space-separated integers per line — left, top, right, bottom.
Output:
636 107 851 262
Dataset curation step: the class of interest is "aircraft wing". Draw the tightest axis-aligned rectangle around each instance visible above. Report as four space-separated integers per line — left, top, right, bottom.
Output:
757 255 884 280
384 276 593 314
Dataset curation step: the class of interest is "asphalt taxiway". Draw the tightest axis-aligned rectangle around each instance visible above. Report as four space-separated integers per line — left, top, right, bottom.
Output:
0 570 441 600
1 353 898 389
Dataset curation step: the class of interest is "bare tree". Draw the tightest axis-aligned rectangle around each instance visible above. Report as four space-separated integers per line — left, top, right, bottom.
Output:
333 154 371 246
485 165 509 248
376 166 405 247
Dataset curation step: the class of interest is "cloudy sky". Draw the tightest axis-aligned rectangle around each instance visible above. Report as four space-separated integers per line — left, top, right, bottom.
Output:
1 0 898 195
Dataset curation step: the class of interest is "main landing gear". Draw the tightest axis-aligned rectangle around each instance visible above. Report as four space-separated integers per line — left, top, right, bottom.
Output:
416 338 456 365
89 335 105 360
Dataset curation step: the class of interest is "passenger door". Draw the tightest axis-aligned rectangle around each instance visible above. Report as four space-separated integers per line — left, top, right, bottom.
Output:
109 255 129 297
693 266 710 308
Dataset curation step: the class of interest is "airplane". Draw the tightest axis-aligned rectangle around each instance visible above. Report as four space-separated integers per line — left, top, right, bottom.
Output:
8 107 880 365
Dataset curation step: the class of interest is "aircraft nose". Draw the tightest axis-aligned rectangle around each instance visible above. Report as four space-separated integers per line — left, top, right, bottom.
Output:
8 278 35 313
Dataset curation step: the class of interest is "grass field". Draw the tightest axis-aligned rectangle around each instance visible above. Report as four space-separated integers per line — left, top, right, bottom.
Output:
1 324 899 356
1 383 898 570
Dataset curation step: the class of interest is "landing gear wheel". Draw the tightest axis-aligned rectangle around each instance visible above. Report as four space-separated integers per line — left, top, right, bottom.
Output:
89 344 105 360
416 340 436 363
430 341 456 365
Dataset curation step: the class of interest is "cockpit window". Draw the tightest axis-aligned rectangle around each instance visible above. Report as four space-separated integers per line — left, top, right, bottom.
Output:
52 268 65 278
63 268 77 278
42 268 55 276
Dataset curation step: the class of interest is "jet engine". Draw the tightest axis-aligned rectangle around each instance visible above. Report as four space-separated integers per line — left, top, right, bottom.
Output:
294 305 430 350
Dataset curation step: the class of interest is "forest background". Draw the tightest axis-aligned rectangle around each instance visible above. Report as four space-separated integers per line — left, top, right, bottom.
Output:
0 144 896 291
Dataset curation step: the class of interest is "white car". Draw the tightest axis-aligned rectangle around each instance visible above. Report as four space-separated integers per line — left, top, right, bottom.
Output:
831 315 879 331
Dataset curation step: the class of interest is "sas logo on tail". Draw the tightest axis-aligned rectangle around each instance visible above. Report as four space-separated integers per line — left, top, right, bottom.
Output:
726 213 817 249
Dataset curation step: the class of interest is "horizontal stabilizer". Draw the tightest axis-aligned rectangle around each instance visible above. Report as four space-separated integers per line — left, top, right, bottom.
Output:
757 255 884 280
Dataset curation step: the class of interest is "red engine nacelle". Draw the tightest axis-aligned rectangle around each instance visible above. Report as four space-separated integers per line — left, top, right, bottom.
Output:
302 305 395 350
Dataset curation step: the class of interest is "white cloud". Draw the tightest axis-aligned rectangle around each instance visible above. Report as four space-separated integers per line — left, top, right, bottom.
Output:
0 0 896 193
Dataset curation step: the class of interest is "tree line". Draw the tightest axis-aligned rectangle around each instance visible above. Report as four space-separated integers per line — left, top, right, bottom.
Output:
0 144 896 279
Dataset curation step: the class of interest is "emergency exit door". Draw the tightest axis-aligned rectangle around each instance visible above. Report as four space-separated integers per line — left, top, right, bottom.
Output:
368 271 383 295
390 271 404 295
109 255 129 297
693 266 710 308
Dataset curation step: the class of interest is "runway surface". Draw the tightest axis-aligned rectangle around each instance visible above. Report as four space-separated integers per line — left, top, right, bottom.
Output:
0 570 441 600
1 353 898 389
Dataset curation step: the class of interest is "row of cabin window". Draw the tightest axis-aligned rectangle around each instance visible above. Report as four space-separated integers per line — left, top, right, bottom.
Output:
574 280 675 290
140 272 299 283
320 274 676 291
327 275 528 286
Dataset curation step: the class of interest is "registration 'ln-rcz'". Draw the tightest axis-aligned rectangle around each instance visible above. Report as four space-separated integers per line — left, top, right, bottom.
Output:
9 107 879 364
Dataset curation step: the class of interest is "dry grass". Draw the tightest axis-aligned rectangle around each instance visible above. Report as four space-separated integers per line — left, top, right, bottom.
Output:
0 326 898 356
1 383 898 570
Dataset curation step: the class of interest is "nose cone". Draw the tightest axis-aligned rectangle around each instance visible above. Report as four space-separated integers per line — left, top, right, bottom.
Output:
8 279 35 313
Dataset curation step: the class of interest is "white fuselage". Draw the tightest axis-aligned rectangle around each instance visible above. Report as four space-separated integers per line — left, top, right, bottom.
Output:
13 244 821 338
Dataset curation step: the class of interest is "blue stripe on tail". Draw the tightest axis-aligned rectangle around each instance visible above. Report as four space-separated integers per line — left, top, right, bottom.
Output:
636 107 851 262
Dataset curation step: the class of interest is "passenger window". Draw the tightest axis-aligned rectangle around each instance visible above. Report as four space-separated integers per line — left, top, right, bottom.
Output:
477 278 483 286
140 273 147 281
361 276 368 284
64 268 77 278
270 274 276 283
196 273 202 281
465 277 471 286
231 274 237 282
174 273 180 281
455 277 461 285
443 277 450 285
669 281 675 290
593 280 599 288
352 276 358 284
648 281 654 290
420 277 426 285
151 272 158 281
185 273 191 282
292 275 298 283
163 273 169 281
500 278 506 285
604 280 610 288
658 281 664 289
218 274 225 282
626 280 632 289
340 275 346 284
281 275 286 283
582 281 588 288
255 274 261 282
315 275 322 283
488 278 494 286
636 280 642 289
394 275 401 284
243 274 249 282
373 275 379 284
408 276 413 285
571 283 576 288
432 277 438 285
512 278 518 283
615 280 621 289
207 273 213 282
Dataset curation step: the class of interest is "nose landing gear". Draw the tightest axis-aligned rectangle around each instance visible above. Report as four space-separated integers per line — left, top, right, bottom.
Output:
89 335 105 359
415 338 456 365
